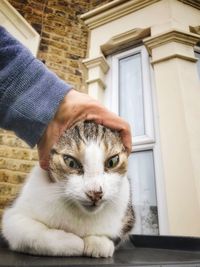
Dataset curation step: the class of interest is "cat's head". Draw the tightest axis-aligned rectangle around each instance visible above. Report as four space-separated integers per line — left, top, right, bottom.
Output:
49 121 128 214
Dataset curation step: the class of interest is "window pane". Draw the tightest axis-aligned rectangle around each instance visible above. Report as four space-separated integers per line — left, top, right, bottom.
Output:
119 53 145 136
128 150 159 235
195 51 200 79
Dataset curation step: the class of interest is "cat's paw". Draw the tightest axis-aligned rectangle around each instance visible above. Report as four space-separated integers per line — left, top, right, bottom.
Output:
44 230 84 256
83 236 114 258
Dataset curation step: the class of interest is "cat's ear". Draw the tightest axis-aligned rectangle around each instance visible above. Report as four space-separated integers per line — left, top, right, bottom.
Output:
122 147 130 157
50 148 58 155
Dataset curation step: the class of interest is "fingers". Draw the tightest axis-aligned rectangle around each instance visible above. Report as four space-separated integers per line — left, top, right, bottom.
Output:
37 90 133 170
39 159 49 171
119 126 132 155
85 108 132 155
37 121 63 170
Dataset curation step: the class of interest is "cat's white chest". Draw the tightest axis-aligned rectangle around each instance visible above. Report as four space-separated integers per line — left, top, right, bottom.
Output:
23 166 129 239
38 198 124 238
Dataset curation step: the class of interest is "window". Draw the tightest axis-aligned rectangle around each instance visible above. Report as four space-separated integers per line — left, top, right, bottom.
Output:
105 46 159 235
128 150 158 234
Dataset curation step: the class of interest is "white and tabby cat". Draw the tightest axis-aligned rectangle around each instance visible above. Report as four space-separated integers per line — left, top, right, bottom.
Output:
2 121 135 258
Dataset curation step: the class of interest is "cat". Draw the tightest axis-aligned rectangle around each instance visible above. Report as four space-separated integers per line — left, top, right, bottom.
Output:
2 121 135 258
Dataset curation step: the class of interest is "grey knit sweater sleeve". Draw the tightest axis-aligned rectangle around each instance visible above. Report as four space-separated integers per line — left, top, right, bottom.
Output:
0 26 72 147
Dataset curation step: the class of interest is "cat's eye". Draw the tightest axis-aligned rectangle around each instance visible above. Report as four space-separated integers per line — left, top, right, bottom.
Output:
63 155 82 170
105 155 119 169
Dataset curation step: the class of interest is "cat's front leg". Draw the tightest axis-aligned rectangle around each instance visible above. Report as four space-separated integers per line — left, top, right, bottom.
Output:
2 212 84 256
83 235 115 258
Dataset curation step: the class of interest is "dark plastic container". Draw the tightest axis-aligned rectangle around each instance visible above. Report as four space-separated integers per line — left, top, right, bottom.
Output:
1 235 200 267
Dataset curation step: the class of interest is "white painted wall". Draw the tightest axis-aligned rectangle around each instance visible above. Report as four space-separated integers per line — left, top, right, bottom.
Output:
0 0 40 56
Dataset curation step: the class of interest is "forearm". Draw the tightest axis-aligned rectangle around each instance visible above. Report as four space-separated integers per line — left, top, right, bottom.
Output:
0 26 72 147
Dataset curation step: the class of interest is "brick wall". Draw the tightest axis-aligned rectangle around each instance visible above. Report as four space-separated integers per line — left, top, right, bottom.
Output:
0 0 113 219
8 0 113 90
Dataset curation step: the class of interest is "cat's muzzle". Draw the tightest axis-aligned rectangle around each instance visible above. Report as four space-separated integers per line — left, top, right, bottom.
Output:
80 197 105 213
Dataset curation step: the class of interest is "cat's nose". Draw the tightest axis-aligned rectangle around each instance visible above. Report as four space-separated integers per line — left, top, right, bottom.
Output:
86 188 103 203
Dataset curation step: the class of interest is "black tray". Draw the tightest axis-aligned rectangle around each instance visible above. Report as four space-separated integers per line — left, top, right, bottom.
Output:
1 235 200 267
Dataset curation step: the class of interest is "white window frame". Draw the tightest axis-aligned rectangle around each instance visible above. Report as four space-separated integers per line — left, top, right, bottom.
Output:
104 45 169 235
105 46 155 147
194 45 200 79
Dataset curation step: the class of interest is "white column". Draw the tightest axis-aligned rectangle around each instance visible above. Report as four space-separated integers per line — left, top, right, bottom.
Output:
82 56 109 101
144 29 200 236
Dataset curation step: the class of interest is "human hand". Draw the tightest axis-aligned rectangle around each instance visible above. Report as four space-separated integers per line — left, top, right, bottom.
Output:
37 89 132 170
